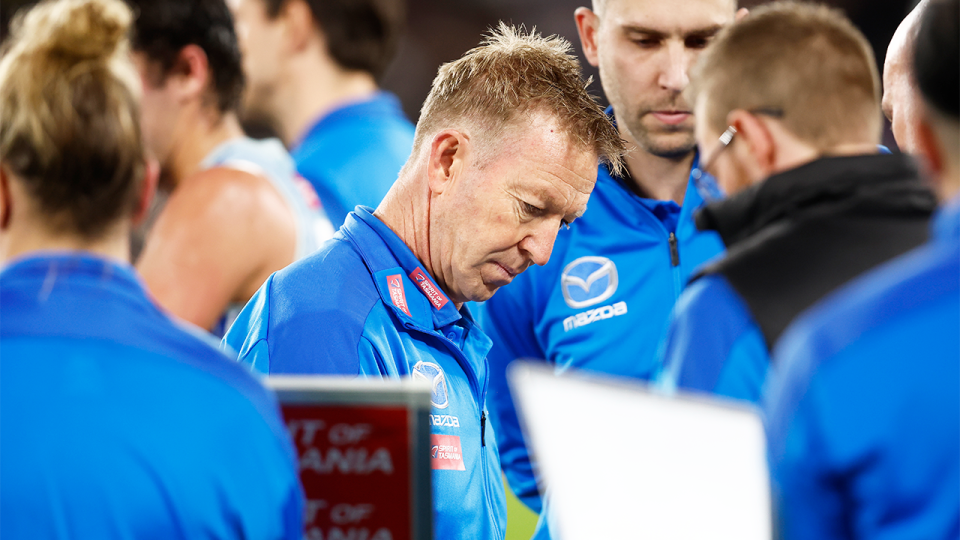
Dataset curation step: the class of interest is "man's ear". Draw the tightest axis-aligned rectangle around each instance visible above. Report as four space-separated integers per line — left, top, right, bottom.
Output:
727 109 777 180
133 158 160 226
735 7 750 21
916 117 944 178
574 7 601 68
0 165 12 231
426 130 468 196
170 44 211 102
281 0 318 53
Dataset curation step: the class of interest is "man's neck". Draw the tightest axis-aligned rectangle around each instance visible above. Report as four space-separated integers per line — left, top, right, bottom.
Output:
372 168 461 307
622 136 695 205
275 55 379 147
168 109 245 189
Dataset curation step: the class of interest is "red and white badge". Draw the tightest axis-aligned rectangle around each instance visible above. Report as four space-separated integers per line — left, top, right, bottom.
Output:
409 268 449 310
386 274 411 317
429 434 466 471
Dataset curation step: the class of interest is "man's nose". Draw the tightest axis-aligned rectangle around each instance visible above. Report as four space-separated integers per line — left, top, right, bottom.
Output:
658 42 691 92
519 222 559 267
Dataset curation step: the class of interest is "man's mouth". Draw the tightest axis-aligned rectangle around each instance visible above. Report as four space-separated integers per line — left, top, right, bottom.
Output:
649 111 692 125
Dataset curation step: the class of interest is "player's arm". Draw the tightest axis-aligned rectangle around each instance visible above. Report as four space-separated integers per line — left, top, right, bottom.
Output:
478 281 548 513
138 168 297 331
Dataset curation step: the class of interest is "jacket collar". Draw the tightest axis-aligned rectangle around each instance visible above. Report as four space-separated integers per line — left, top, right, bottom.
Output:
695 153 937 247
340 207 463 330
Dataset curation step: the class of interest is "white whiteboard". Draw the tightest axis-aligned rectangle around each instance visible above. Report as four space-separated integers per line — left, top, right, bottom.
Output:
509 362 772 540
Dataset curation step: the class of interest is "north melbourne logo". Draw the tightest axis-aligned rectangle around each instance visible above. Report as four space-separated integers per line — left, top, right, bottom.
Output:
413 361 450 409
560 256 619 309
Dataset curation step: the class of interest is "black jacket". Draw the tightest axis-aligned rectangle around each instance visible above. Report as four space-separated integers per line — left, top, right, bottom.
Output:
693 153 937 349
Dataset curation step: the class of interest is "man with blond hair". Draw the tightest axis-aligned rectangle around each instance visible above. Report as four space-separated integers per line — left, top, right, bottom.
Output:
479 0 742 526
223 24 625 539
656 1 937 402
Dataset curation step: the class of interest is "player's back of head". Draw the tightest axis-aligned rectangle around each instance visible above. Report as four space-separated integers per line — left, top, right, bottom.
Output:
261 0 406 80
126 0 245 113
0 0 144 239
690 1 881 151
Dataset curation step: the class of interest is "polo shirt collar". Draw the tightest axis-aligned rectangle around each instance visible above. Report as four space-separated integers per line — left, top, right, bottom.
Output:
342 207 463 330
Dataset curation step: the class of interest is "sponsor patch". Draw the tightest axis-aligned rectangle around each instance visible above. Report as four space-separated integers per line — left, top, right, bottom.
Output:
429 414 460 428
560 256 619 309
412 361 450 409
430 434 466 470
409 268 449 310
563 301 628 331
386 274 411 317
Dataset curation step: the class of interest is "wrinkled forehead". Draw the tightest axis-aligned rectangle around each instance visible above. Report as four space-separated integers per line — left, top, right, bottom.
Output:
599 0 738 28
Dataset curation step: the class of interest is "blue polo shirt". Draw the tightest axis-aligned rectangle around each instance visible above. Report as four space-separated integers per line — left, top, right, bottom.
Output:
1 254 303 540
765 198 960 539
478 146 725 520
223 207 507 540
292 92 415 227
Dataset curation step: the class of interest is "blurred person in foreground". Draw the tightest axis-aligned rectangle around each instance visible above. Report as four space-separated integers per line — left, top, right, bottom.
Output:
229 0 414 227
223 23 626 539
129 0 332 336
655 1 936 403
478 0 743 523
766 0 959 537
881 0 928 154
0 0 303 537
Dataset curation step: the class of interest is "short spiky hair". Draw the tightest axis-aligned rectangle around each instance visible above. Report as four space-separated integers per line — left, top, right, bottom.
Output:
414 23 625 176
690 1 881 149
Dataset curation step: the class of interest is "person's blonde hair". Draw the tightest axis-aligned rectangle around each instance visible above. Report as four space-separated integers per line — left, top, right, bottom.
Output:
0 0 145 238
414 23 625 176
689 1 881 149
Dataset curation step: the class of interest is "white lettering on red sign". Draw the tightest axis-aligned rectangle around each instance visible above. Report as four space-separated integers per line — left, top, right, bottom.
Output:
300 447 394 475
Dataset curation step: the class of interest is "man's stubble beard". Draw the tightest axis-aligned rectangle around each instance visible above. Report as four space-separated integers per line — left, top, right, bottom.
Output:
622 114 697 160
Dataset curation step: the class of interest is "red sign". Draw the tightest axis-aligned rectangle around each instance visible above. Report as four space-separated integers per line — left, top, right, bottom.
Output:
283 405 411 540
409 268 449 310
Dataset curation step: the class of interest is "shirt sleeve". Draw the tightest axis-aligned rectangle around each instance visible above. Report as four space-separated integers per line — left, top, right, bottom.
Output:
222 274 275 375
657 275 769 403
477 282 546 513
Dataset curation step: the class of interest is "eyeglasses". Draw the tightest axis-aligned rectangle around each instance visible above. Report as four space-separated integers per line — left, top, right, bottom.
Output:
691 107 784 202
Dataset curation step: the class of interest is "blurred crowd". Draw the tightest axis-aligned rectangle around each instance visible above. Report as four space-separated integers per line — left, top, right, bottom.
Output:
1 0 957 539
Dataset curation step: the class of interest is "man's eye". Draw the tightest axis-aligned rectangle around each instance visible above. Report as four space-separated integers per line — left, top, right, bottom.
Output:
685 36 711 49
523 202 545 215
559 219 572 231
633 38 660 48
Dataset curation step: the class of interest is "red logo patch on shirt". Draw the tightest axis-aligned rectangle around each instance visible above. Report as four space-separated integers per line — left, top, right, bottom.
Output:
386 274 411 317
409 268 449 310
430 434 466 470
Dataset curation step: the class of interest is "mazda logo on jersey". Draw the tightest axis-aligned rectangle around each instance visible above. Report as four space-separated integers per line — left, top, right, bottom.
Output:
560 256 619 309
413 361 450 409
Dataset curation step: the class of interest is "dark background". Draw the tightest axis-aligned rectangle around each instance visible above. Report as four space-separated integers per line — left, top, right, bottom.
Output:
381 0 920 150
2 0 920 148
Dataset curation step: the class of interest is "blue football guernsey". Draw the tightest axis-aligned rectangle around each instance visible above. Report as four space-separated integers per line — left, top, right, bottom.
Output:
0 254 303 540
293 91 415 227
478 141 725 524
223 207 507 540
765 198 960 539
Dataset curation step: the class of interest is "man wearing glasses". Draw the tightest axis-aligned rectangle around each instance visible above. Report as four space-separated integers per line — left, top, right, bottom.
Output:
656 1 937 403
